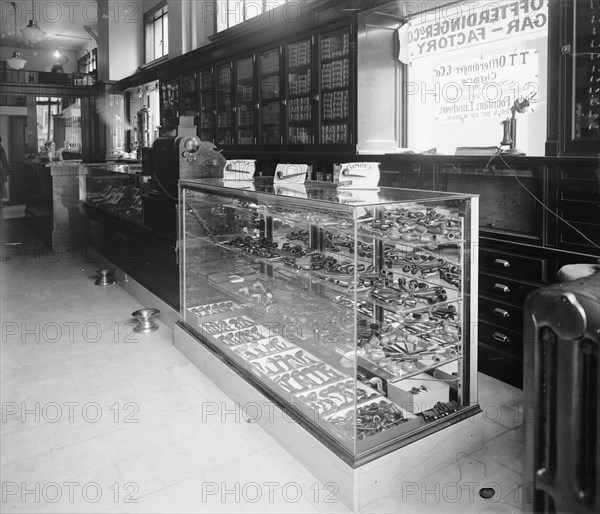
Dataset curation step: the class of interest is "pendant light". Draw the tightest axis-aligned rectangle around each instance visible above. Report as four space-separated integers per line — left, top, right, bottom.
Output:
20 0 46 43
7 2 27 70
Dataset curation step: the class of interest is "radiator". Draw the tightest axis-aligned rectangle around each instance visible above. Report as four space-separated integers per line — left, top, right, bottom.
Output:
523 272 600 513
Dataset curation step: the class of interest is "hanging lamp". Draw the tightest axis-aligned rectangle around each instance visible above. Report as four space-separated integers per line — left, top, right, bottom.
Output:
7 2 27 70
20 0 46 43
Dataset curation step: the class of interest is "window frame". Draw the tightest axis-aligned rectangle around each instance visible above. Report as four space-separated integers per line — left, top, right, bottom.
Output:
144 1 169 64
215 0 289 33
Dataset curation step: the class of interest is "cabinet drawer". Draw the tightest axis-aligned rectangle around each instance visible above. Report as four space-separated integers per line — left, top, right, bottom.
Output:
478 344 523 388
478 320 523 356
479 297 524 332
480 248 547 283
479 273 542 305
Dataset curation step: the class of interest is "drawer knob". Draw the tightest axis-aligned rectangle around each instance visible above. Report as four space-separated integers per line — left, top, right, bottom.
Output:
494 283 511 293
494 258 511 267
493 332 510 343
493 308 510 318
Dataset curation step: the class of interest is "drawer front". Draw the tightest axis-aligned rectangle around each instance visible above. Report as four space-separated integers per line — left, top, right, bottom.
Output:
480 248 547 283
479 297 524 332
479 320 523 356
479 273 542 305
478 344 523 388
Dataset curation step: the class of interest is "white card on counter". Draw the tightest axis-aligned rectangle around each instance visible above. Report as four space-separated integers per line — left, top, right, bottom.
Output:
223 159 256 181
273 164 309 184
334 162 381 190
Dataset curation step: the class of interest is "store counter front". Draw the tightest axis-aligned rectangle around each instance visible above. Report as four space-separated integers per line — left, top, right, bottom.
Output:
78 163 179 314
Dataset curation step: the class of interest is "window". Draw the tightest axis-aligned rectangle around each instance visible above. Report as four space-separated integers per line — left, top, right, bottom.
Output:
403 0 548 156
215 1 289 32
145 2 168 63
36 97 61 149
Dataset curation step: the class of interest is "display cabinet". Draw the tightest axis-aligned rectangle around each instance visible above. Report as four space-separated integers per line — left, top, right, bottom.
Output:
318 27 352 147
79 163 179 308
198 68 216 144
285 37 314 146
80 164 147 226
182 71 199 128
178 178 479 461
235 55 256 145
216 62 234 146
258 47 282 145
159 77 180 133
558 0 600 154
105 90 126 160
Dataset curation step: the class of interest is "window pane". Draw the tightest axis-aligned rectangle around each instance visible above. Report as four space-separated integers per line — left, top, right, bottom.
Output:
265 0 286 11
405 0 548 156
244 1 263 20
229 1 244 28
216 1 228 31
162 14 168 56
145 22 153 62
154 17 163 60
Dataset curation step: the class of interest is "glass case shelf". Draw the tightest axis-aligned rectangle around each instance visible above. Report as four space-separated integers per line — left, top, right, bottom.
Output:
179 179 479 461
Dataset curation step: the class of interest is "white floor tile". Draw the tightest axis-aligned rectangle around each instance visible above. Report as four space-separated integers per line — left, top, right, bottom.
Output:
1 221 525 514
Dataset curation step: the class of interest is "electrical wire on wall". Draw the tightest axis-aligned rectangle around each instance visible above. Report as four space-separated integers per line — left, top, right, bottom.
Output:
482 148 600 252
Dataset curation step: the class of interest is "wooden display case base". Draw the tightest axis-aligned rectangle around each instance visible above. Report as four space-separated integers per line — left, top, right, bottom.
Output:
174 322 485 511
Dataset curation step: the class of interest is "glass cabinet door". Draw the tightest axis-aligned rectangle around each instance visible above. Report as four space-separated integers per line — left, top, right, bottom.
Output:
318 27 352 145
198 68 216 144
285 37 313 145
182 71 199 129
573 1 600 141
159 78 180 130
259 47 282 145
216 62 234 146
235 56 256 145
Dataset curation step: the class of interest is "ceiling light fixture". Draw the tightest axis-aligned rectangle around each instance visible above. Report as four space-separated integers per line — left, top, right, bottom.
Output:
20 0 46 43
7 2 27 70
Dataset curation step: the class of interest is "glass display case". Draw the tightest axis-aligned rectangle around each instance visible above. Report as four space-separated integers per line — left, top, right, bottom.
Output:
80 164 147 226
179 179 479 462
105 92 126 159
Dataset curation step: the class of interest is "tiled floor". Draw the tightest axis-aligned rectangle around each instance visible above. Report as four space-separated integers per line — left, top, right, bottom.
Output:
1 218 524 513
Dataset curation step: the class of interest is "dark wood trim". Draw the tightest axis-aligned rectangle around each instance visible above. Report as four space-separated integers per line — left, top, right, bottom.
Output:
117 0 397 90
545 0 561 156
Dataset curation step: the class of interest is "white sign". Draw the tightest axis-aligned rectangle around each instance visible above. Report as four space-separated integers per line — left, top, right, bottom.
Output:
405 0 548 60
273 164 309 184
432 49 540 122
223 159 256 181
334 162 380 190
